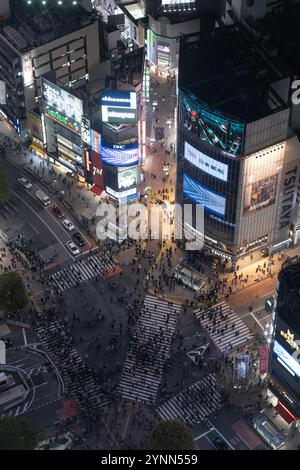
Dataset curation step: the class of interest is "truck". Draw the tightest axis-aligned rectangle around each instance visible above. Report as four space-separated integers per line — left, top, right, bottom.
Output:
36 190 50 206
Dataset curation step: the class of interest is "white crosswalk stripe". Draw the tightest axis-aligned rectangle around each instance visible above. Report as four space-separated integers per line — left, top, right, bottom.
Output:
118 295 181 404
50 252 116 292
156 373 222 426
194 301 254 353
35 319 108 414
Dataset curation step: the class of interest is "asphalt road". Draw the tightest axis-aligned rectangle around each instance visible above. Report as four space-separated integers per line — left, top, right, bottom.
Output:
0 156 85 264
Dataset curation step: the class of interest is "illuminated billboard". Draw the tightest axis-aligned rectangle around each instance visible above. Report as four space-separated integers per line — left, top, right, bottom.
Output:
181 92 245 156
101 140 139 166
42 78 83 134
183 172 226 217
117 165 137 190
90 129 101 155
273 340 300 378
106 186 137 200
101 91 137 124
244 174 278 214
22 52 34 87
184 141 228 182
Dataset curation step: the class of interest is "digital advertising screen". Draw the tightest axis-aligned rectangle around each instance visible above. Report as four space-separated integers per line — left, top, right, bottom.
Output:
106 186 137 200
181 93 245 156
117 166 137 190
101 91 137 124
183 172 226 217
42 78 83 134
101 140 139 166
244 174 278 214
273 340 300 378
184 141 228 182
90 129 101 155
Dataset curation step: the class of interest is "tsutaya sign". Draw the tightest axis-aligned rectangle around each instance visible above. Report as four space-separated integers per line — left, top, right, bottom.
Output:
280 329 300 351
278 166 298 231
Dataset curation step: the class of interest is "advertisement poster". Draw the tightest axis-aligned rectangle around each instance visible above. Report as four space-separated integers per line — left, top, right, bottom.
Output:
42 77 83 134
184 141 228 182
101 91 137 124
244 174 278 214
101 140 139 166
181 93 244 156
117 166 137 190
183 172 226 217
259 346 268 375
90 129 101 155
22 53 34 87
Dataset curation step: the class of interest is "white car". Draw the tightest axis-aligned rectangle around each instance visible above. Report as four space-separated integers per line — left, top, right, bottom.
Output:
66 241 80 256
17 177 32 189
62 218 75 231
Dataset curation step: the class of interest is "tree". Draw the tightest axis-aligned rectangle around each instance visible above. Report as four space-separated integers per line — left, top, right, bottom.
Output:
0 416 41 450
0 271 29 313
0 172 11 203
150 419 194 450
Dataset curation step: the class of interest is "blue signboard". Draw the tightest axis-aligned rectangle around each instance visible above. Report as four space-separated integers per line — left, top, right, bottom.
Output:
183 172 226 217
101 140 139 166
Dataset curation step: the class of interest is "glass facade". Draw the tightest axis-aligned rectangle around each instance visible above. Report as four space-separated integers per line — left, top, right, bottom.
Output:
177 90 242 251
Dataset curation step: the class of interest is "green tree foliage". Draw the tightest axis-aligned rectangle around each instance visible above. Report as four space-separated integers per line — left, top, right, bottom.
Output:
0 416 41 450
0 172 11 203
0 271 29 313
150 419 194 450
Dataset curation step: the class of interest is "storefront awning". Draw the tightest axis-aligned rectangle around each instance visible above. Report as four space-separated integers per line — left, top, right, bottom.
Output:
90 185 103 196
31 144 47 155
275 401 297 424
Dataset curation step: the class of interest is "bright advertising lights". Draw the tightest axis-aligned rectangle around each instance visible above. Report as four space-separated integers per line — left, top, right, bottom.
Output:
42 78 83 134
183 172 226 217
101 141 139 167
184 141 228 182
101 91 137 124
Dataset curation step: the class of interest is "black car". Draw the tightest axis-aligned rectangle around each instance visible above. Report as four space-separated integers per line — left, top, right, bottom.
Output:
73 231 86 247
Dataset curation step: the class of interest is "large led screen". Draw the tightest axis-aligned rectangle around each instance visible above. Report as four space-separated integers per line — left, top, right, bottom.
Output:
117 166 137 190
101 141 139 166
101 91 137 124
244 175 278 214
181 93 244 156
90 129 101 155
183 172 226 217
273 340 300 378
42 78 83 134
184 141 228 182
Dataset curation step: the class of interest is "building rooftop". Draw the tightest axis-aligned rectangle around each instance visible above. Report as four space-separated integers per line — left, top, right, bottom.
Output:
0 0 96 53
258 3 300 76
178 25 289 123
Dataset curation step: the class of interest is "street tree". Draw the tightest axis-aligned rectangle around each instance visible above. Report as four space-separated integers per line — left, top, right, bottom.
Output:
0 171 11 203
150 419 194 450
0 416 41 450
0 271 29 313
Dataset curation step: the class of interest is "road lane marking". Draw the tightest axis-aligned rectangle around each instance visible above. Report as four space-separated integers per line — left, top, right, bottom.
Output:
195 428 214 440
251 312 264 330
22 328 27 347
12 190 71 258
28 222 39 235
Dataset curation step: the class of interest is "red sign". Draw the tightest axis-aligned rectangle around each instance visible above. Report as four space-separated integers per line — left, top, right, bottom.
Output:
259 346 269 375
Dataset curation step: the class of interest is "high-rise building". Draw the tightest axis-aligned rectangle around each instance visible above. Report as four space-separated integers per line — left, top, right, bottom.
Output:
0 0 101 135
176 25 300 264
268 256 300 425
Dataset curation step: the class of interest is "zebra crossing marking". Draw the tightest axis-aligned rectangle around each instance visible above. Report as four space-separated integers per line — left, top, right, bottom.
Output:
118 295 181 404
194 301 254 353
156 373 222 426
49 252 117 292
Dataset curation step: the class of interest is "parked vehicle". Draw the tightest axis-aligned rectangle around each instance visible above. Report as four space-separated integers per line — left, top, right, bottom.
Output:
73 231 85 247
62 218 75 231
17 177 32 189
36 190 50 206
52 204 64 219
66 241 80 256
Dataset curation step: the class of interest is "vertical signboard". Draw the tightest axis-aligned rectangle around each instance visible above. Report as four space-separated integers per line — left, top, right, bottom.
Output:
259 346 269 375
22 53 34 87
81 116 91 144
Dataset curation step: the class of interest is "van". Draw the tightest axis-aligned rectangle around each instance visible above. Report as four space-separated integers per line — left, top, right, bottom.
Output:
36 190 50 206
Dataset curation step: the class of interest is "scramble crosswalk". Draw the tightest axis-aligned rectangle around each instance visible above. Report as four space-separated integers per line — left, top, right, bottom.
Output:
194 301 254 353
35 319 108 414
50 252 116 292
118 295 181 404
156 373 222 426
